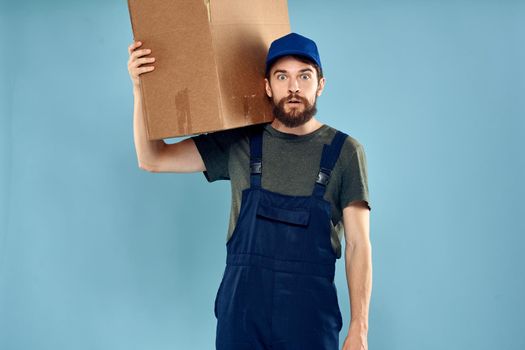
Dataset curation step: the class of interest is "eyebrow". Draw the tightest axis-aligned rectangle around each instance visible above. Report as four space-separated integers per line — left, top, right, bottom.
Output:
273 68 314 75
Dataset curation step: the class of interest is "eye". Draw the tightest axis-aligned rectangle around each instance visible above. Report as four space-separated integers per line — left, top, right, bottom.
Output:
277 74 287 81
300 74 311 80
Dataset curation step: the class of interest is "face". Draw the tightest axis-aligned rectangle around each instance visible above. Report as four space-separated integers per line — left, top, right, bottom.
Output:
265 56 326 128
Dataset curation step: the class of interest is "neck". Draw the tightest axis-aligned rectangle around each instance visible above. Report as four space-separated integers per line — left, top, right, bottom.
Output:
270 117 323 136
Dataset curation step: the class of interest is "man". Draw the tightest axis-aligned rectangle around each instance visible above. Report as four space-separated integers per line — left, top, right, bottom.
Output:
128 32 371 350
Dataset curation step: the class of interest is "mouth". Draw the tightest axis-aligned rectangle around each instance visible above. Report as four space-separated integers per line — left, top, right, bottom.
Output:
286 99 303 104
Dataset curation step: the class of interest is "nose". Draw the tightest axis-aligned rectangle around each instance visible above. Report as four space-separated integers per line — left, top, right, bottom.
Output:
288 78 300 94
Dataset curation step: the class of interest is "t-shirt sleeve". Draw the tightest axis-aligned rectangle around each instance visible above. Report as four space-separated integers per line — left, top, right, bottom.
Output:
190 127 244 182
339 142 371 211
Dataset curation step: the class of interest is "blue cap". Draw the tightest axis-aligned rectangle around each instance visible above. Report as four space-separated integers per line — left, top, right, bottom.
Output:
265 32 322 75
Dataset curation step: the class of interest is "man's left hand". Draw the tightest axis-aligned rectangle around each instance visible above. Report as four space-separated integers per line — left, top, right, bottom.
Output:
341 324 368 350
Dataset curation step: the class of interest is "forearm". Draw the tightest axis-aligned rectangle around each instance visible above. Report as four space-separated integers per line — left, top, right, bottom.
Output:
344 239 372 331
133 86 165 169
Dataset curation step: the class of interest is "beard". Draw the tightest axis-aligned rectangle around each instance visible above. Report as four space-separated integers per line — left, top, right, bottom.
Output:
271 93 318 128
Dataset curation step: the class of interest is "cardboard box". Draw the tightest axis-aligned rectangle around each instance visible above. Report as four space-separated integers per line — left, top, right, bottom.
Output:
127 0 291 140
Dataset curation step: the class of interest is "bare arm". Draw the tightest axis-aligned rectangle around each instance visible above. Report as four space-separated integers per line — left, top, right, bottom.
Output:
128 41 205 173
341 200 371 350
131 83 165 171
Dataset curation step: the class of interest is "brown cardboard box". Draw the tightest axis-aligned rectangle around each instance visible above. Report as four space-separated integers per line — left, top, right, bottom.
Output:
127 0 291 140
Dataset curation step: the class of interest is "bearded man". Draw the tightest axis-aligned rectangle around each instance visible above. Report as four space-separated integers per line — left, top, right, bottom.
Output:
128 32 372 350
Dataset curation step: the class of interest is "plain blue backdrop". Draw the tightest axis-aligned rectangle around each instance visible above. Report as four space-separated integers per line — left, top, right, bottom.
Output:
1 0 524 349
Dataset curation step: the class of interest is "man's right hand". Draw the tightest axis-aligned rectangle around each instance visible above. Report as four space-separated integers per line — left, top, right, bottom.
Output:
127 41 155 88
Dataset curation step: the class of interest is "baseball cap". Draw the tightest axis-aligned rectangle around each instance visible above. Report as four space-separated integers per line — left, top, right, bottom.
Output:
265 32 322 75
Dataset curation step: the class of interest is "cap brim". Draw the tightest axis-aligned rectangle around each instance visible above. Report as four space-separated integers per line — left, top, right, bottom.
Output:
265 50 321 72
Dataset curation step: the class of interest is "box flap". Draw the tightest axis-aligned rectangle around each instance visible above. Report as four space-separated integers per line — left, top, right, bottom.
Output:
210 0 290 25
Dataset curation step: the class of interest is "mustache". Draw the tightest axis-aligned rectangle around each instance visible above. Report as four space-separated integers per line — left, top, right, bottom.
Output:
279 93 309 104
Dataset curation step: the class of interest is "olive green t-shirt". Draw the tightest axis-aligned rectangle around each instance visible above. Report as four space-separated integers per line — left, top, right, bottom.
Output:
191 122 370 259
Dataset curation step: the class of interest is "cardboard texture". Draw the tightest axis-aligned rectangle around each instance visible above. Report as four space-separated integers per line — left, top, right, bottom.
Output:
127 0 291 140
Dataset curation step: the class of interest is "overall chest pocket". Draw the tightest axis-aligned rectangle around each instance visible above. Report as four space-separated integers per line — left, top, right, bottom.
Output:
256 202 310 227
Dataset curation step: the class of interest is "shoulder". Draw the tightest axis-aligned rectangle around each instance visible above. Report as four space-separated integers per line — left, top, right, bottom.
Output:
321 125 368 183
192 123 264 145
324 124 365 158
224 122 268 140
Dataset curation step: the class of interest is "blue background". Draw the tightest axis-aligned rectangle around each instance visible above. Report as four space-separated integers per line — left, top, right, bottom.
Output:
1 0 524 349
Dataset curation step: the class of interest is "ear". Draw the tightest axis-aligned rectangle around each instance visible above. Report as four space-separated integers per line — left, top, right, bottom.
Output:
265 78 272 98
316 77 326 97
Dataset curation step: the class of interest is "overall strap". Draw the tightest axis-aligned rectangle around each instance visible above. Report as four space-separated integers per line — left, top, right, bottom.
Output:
249 128 263 188
312 130 348 198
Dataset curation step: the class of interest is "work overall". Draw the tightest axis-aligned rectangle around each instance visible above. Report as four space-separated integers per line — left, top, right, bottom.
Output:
214 128 348 350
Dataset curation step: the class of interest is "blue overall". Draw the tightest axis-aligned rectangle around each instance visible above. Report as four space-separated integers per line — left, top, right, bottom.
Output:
214 128 348 350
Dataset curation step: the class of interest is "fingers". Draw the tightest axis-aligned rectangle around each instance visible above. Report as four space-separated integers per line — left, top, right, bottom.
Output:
129 56 156 69
128 41 152 60
128 41 155 63
137 66 155 74
128 41 142 55
128 41 156 81
130 48 152 61
137 48 151 59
